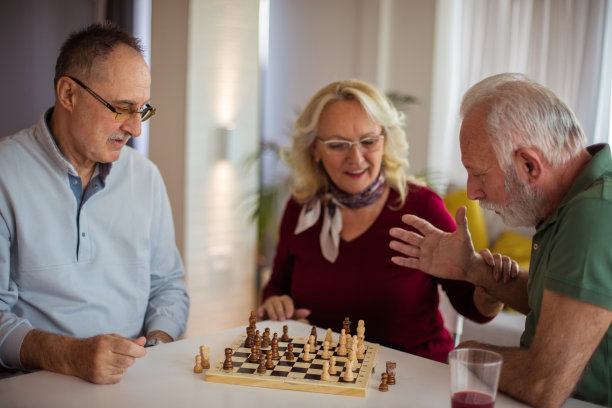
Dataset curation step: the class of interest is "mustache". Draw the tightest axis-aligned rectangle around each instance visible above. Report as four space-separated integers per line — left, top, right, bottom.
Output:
107 133 132 143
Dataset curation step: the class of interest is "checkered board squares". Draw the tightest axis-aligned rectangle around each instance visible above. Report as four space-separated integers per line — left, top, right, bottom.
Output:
205 333 379 397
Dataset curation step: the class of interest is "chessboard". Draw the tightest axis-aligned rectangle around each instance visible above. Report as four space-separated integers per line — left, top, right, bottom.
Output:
205 331 379 397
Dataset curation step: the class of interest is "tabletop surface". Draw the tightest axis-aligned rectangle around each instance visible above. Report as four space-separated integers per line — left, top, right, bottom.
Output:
0 320 601 408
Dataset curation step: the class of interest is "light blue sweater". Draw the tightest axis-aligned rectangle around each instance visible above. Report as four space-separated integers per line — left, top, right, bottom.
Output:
0 109 189 369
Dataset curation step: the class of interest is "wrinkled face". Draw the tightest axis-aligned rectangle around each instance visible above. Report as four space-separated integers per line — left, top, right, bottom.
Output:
460 106 543 227
312 100 384 195
64 44 151 168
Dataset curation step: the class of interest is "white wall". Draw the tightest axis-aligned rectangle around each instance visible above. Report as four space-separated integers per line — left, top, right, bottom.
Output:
263 0 436 179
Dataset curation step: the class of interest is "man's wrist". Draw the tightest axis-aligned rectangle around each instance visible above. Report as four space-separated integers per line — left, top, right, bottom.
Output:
145 330 173 347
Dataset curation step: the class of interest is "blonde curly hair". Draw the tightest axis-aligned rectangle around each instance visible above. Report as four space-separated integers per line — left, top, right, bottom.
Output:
289 79 418 207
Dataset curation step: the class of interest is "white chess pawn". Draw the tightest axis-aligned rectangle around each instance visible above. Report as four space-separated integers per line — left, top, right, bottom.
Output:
309 334 316 350
321 340 331 359
321 361 330 381
302 343 312 361
329 356 337 374
324 328 333 345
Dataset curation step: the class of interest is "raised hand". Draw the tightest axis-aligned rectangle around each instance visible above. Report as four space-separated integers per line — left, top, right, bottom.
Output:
389 206 477 281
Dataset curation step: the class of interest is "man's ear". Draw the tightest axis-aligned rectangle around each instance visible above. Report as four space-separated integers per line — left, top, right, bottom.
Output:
56 77 77 113
513 148 542 182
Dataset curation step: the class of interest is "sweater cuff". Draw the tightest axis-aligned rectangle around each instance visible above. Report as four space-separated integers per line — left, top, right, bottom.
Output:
0 323 33 370
145 316 183 341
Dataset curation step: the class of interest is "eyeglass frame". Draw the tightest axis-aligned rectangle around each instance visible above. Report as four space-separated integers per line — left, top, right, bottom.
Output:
66 76 156 122
316 134 385 156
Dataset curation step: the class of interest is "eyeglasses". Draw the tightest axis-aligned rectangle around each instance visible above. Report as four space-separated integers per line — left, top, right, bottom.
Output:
67 76 156 122
316 135 384 156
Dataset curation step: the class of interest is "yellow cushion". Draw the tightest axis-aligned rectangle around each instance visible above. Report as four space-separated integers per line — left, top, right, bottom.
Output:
443 189 489 252
490 231 532 270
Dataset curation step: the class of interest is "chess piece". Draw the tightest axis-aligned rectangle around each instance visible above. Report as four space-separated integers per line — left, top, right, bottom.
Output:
286 343 295 361
302 343 312 361
281 325 290 342
321 341 331 359
193 354 203 373
308 334 316 351
379 373 389 392
310 326 317 345
348 349 357 371
324 328 333 345
249 310 257 330
386 361 397 385
249 344 260 362
329 356 337 374
342 360 354 381
245 326 255 348
254 330 262 348
321 361 330 381
265 350 275 369
356 337 365 359
262 328 271 348
271 335 280 360
200 345 210 369
337 329 347 356
223 348 234 371
357 319 365 341
342 316 351 336
257 355 267 374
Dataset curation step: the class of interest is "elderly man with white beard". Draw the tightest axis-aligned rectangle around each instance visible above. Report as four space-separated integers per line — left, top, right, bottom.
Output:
389 73 612 408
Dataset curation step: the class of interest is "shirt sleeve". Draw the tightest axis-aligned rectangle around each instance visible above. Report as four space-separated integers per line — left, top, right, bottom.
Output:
421 188 493 323
262 199 297 300
143 168 190 340
0 208 33 369
545 197 612 311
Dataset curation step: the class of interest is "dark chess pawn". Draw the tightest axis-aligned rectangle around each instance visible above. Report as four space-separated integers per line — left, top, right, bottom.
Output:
343 316 351 336
262 328 271 348
249 344 260 362
257 355 267 374
222 348 234 371
265 350 275 369
379 373 389 392
281 324 290 342
286 343 295 361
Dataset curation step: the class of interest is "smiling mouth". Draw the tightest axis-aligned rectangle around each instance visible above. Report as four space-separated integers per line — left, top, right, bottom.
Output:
346 169 367 177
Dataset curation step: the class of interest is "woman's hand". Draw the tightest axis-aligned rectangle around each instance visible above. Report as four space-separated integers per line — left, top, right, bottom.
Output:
256 295 311 322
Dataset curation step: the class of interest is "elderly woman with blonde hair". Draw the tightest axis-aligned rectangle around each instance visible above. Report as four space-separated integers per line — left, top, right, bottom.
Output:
258 79 504 362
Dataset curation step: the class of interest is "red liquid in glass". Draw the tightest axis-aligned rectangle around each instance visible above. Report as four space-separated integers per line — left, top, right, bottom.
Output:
451 391 495 408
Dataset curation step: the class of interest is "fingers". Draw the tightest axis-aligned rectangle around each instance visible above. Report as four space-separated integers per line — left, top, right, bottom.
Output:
399 213 440 236
390 254 419 269
293 308 311 319
259 295 295 321
482 250 520 283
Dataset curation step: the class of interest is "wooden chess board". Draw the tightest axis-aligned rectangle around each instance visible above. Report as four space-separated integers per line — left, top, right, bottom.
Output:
205 332 379 397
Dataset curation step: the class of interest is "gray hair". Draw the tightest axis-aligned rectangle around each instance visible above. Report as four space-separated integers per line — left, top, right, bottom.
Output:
460 73 586 171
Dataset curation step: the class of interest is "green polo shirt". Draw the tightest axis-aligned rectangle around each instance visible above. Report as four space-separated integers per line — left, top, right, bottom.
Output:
521 144 612 406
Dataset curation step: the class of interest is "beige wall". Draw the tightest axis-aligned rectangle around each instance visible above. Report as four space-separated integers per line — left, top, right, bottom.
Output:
149 0 189 256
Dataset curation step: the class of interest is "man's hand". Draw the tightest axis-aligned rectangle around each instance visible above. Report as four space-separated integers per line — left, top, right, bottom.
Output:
256 295 311 322
480 248 519 283
389 206 477 281
21 330 146 384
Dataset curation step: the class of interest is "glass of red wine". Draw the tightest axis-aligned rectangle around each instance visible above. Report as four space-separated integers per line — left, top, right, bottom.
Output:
448 348 503 408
